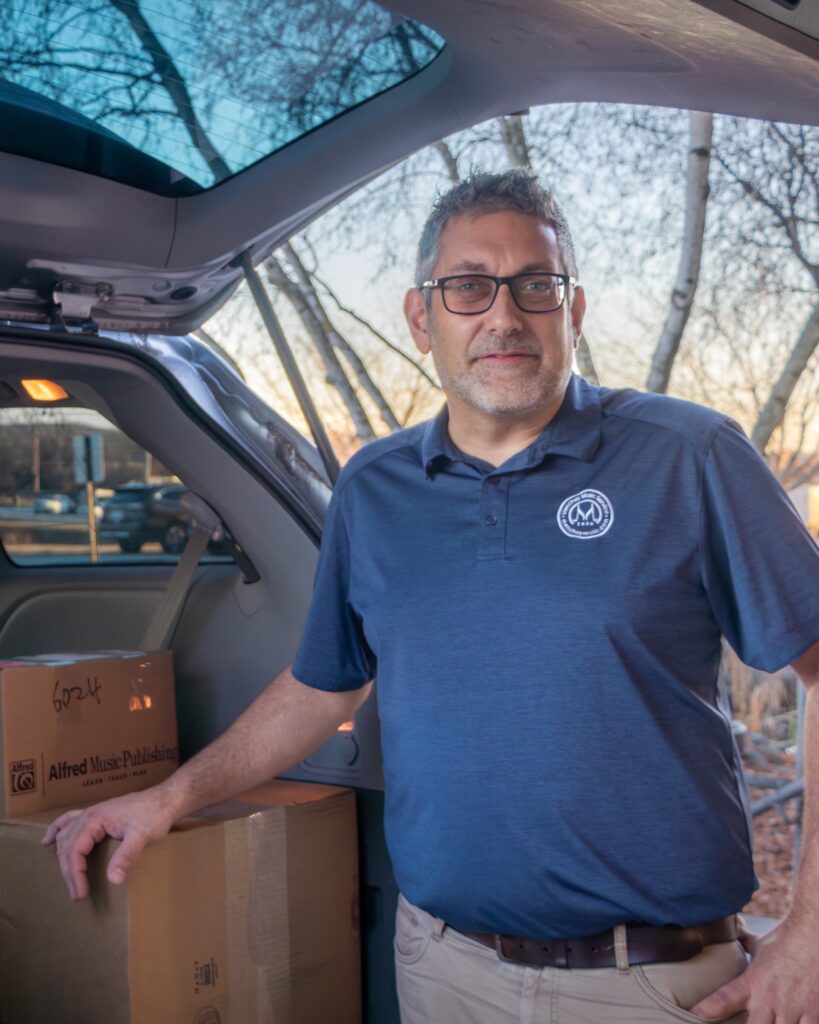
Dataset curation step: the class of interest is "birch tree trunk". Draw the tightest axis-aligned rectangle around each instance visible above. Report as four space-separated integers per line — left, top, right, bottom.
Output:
264 256 377 442
574 333 599 385
283 243 401 432
434 140 460 184
751 298 819 453
646 111 713 393
498 114 531 169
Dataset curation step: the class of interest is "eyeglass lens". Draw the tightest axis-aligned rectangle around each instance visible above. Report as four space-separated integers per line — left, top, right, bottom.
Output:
441 274 565 313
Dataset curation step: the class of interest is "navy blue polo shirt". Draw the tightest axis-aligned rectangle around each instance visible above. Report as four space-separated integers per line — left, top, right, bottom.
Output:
292 374 819 938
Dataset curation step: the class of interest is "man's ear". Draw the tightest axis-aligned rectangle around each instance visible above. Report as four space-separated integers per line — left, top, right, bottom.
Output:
404 288 431 356
570 285 586 349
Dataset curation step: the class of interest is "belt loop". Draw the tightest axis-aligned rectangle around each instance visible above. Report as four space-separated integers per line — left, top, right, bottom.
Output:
614 924 630 974
431 915 446 942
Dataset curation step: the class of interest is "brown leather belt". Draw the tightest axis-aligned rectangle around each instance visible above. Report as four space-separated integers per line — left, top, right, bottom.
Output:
454 916 738 969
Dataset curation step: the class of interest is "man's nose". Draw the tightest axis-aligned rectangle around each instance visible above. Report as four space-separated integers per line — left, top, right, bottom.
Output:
484 281 524 331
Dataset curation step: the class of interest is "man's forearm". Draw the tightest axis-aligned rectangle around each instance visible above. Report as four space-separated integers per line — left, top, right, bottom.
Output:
154 666 372 820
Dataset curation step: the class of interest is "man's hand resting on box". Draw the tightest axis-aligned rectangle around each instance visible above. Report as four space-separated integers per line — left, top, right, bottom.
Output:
41 667 374 900
42 787 179 900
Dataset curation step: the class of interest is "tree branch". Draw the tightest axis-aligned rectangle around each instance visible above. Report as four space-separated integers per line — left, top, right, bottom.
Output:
714 148 818 287
265 255 376 442
283 242 401 432
108 0 232 179
311 271 442 392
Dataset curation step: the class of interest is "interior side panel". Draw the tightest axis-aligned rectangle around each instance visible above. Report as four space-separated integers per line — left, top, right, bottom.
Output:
0 576 167 657
171 568 307 758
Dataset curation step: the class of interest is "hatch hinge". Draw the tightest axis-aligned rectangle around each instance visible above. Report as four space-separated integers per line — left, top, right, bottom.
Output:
50 283 111 333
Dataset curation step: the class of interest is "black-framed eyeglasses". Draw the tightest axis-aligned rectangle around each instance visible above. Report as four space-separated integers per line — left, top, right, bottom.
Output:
420 273 576 315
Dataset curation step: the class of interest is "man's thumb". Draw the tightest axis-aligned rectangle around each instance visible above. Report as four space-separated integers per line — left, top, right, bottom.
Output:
106 832 146 885
690 971 750 1019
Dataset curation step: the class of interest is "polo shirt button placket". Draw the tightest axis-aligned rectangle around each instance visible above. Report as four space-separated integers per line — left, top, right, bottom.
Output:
478 475 508 559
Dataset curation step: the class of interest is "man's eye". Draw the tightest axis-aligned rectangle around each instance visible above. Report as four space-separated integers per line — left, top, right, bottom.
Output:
455 280 481 292
521 279 551 291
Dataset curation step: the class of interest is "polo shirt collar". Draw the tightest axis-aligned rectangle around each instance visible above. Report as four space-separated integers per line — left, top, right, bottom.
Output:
421 373 602 477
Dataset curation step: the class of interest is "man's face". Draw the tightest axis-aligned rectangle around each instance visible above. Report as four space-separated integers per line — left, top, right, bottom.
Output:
405 211 586 421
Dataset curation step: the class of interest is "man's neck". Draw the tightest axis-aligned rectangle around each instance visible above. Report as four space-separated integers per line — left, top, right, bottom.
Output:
445 393 565 468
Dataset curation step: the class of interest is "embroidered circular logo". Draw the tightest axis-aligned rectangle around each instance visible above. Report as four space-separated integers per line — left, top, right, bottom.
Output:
557 489 614 539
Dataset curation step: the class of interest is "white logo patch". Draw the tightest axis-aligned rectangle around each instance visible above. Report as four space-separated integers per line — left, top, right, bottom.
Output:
557 489 614 539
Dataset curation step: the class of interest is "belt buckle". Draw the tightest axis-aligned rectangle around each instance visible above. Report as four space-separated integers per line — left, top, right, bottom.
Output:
494 934 569 968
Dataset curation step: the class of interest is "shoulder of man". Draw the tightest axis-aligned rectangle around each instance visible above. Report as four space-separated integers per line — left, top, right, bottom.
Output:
595 383 731 455
334 420 430 494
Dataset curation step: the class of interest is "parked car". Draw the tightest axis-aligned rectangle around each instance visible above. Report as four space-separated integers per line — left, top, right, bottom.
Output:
32 493 75 514
100 483 191 553
0 3 815 1022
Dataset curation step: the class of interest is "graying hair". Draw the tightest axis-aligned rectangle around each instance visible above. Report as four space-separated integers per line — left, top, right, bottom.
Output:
415 169 578 291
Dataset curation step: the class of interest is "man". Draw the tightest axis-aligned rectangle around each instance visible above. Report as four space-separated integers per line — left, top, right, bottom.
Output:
46 171 819 1024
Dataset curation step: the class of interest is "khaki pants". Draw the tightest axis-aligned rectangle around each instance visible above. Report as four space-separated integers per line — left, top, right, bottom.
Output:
394 894 749 1024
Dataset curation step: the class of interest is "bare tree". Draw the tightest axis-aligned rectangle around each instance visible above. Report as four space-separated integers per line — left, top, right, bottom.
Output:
700 120 819 463
264 255 377 442
434 141 461 185
646 112 713 393
575 107 818 479
498 114 531 169
752 304 819 454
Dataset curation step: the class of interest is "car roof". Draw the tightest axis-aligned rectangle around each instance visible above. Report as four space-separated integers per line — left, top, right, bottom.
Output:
0 0 816 333
112 482 163 491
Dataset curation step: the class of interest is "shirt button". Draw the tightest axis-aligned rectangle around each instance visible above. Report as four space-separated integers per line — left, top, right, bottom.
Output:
485 515 498 526
487 477 500 486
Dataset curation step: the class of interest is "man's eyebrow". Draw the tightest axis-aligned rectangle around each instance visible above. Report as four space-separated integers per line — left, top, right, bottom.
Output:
444 260 562 275
447 260 489 273
517 261 561 274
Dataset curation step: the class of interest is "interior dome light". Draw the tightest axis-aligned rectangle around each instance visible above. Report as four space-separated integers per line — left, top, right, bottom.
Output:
20 379 69 401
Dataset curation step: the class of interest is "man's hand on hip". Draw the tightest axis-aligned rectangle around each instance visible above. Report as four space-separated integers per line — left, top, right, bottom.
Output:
41 787 179 900
690 917 818 1023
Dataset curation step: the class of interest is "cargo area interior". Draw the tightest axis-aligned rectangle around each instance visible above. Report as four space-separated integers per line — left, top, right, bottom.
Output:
0 327 398 1021
0 335 318 756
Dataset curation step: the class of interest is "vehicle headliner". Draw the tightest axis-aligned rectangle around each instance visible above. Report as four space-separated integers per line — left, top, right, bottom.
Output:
0 0 816 333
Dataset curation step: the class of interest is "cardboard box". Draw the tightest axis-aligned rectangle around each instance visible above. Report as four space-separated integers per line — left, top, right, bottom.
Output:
0 781 360 1024
0 651 178 817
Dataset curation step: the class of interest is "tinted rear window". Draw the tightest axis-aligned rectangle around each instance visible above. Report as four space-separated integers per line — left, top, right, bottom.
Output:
108 489 151 503
1 0 445 195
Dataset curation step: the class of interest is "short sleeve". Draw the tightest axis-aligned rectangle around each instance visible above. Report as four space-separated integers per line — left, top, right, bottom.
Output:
700 419 819 672
292 484 376 691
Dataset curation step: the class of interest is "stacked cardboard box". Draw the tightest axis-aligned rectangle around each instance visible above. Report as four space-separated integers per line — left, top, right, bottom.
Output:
0 781 360 1024
0 650 178 817
0 651 362 1024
